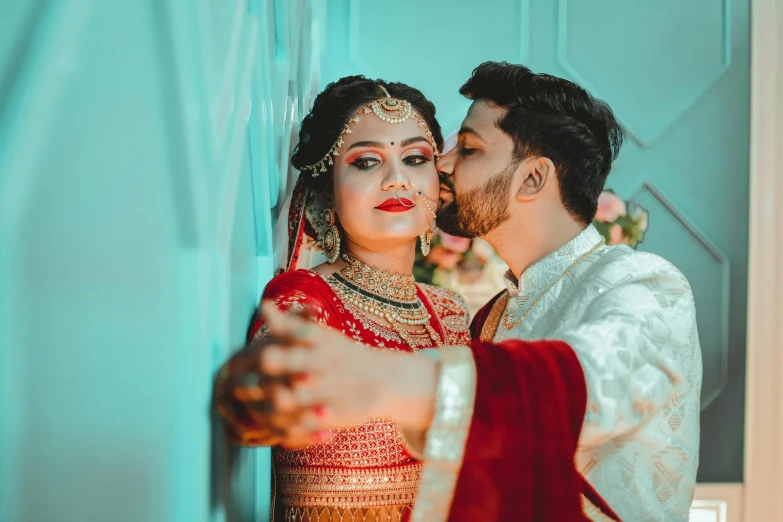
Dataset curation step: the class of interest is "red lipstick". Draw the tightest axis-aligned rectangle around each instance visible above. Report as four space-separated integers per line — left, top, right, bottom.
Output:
376 198 413 213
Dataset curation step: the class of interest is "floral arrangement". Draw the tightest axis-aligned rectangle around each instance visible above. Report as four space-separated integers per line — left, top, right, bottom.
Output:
413 231 484 286
592 190 649 248
413 231 505 314
414 190 649 290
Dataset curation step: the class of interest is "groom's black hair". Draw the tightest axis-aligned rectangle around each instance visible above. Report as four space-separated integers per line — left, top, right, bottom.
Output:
460 62 624 225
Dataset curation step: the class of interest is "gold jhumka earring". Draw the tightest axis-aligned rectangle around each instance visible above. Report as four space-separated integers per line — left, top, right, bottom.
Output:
322 208 341 263
419 228 433 256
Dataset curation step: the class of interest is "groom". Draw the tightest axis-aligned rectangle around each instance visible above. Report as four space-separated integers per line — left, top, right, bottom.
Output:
430 62 702 520
220 62 702 521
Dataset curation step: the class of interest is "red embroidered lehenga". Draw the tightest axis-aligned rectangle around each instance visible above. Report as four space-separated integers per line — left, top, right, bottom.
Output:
225 164 471 521
251 268 470 522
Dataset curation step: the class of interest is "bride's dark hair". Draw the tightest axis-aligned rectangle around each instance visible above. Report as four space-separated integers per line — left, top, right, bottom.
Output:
292 75 444 198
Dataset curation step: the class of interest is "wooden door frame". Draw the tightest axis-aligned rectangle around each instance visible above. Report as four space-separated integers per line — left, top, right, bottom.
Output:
743 0 783 519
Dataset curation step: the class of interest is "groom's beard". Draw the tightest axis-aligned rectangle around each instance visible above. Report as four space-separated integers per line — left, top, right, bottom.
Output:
437 165 514 238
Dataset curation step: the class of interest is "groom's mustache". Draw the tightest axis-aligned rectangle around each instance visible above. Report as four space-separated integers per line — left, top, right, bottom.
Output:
438 174 454 193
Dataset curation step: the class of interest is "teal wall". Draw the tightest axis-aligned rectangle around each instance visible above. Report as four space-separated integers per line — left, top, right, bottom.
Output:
0 1 321 521
322 0 750 482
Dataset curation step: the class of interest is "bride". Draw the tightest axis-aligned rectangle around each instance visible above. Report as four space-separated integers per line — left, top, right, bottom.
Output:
216 75 471 522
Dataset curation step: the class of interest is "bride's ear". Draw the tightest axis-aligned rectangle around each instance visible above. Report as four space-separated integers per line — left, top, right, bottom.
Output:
516 157 553 202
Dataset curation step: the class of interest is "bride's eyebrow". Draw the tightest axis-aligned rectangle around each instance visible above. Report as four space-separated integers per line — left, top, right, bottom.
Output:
345 136 430 152
346 140 385 151
400 136 430 148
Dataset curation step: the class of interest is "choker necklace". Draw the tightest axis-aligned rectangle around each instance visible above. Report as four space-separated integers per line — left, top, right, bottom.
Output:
339 253 418 302
330 254 442 349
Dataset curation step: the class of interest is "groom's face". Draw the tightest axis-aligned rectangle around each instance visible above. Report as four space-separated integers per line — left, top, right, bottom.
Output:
436 100 518 238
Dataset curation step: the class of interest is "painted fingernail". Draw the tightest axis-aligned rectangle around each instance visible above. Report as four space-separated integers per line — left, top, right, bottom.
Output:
293 373 309 384
313 405 326 418
316 431 332 443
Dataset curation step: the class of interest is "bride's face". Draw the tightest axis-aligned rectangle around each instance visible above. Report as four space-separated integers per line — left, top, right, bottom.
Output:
331 114 440 248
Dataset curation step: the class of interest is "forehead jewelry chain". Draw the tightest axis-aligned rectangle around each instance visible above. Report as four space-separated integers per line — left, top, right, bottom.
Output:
300 85 441 176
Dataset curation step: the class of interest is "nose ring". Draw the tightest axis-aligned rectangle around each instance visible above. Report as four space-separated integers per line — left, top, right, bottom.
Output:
396 187 416 207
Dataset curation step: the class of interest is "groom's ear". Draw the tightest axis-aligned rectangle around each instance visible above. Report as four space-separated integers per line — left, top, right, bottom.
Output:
515 157 553 202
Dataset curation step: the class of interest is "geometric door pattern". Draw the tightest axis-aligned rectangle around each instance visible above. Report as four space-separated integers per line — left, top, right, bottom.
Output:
0 1 318 522
321 0 749 482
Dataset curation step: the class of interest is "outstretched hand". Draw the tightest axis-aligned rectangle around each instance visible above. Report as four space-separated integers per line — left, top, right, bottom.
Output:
215 302 439 449
258 302 389 432
214 322 319 449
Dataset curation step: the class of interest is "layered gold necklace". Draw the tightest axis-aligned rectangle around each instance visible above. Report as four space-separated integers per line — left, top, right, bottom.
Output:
329 254 442 350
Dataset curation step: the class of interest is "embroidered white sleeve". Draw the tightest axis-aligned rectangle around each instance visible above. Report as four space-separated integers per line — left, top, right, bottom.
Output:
560 262 700 443
558 256 702 521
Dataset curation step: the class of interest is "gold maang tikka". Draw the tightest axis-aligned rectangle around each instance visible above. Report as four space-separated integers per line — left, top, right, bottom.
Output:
299 85 441 175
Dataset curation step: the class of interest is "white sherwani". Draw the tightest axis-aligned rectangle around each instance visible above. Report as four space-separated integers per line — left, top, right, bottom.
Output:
493 225 702 521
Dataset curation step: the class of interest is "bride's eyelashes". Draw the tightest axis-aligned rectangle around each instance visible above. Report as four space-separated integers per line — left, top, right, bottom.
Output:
402 154 432 166
404 146 435 164
349 157 381 170
348 153 433 171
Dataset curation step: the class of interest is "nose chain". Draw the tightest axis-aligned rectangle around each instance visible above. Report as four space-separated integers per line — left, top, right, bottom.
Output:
410 183 437 221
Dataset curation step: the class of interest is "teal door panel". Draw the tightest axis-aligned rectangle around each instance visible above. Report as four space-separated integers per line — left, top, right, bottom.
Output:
321 0 749 482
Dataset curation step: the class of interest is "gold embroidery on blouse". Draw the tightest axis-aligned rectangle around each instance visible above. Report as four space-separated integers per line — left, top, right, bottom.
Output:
418 284 472 345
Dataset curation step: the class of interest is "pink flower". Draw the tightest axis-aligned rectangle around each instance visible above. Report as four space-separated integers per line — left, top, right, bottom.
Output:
608 224 626 246
595 191 627 223
426 245 462 270
438 232 471 253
